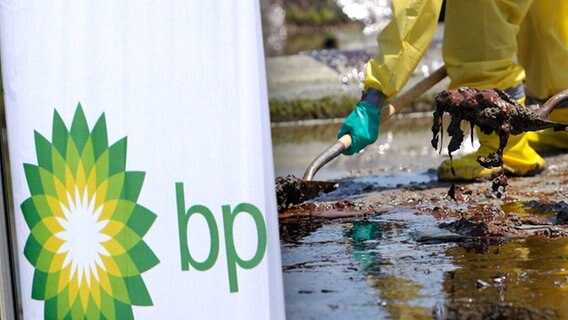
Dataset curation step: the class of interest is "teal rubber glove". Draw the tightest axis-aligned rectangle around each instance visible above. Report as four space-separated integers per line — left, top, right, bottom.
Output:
338 88 385 155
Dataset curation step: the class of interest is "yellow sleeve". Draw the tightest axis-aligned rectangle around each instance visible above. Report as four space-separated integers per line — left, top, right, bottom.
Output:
364 0 443 100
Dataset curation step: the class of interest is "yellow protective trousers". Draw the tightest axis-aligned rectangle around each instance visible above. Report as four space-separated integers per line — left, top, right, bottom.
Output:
442 0 558 179
364 0 568 103
518 1 568 100
445 0 568 97
517 1 568 152
443 0 529 91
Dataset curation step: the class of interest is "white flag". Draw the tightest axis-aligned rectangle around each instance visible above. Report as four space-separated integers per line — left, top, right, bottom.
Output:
0 1 284 319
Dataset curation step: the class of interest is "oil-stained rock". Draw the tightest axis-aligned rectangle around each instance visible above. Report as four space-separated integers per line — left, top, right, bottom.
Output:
275 175 338 211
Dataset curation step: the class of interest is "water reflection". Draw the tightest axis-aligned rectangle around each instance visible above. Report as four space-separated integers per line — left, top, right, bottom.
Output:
501 200 558 220
282 205 568 319
439 238 568 318
346 217 435 318
345 220 384 273
281 222 387 319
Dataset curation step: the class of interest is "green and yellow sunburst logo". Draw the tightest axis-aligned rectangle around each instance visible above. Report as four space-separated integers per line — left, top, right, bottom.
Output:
21 104 160 319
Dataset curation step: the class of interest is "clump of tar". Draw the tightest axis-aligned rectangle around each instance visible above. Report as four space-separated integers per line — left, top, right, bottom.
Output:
430 87 567 197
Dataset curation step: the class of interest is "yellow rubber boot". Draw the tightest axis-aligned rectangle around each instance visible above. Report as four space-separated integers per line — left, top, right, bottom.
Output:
526 108 568 153
438 128 546 182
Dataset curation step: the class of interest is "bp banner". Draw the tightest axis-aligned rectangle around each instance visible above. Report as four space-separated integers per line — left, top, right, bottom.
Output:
0 1 285 319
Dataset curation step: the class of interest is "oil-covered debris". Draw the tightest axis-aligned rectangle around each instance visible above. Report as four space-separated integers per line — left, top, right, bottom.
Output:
438 203 568 238
275 175 338 211
446 183 475 202
522 200 568 225
439 203 522 238
436 302 558 320
431 87 568 196
279 199 375 219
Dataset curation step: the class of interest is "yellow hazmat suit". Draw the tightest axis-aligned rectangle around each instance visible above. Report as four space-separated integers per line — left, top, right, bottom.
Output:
519 1 568 153
364 0 568 181
363 0 443 100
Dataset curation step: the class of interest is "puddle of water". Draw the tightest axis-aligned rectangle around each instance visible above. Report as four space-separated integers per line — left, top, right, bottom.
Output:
282 222 387 319
281 208 568 319
281 209 453 319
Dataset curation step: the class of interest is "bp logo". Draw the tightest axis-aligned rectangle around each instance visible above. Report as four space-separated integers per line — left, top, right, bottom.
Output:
21 105 160 319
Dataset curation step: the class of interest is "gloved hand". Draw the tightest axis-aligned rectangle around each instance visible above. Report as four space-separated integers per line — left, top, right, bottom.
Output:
337 88 386 155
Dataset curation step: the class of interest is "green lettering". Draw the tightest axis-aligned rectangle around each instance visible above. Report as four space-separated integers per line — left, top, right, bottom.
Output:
176 182 220 271
223 203 267 293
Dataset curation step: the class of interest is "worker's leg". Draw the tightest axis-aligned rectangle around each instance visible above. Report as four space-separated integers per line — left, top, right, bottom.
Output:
438 0 544 181
519 1 568 153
